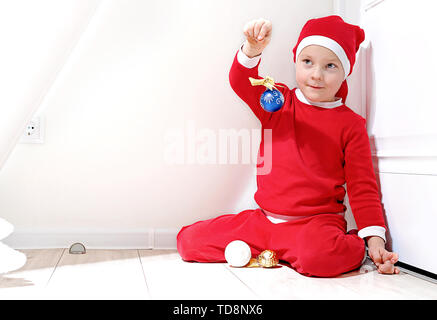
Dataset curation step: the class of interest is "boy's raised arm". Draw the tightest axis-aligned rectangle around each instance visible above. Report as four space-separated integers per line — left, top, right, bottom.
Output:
229 18 279 123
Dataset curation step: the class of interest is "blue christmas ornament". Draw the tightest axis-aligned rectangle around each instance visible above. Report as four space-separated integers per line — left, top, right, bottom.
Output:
249 76 285 112
260 89 284 112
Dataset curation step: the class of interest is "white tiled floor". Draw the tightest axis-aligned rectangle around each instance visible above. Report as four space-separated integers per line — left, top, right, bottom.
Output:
0 249 436 300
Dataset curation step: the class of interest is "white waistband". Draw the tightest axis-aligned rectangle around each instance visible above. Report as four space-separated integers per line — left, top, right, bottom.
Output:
261 209 344 224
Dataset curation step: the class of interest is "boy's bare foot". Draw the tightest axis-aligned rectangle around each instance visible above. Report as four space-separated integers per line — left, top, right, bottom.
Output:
367 236 400 275
373 248 400 274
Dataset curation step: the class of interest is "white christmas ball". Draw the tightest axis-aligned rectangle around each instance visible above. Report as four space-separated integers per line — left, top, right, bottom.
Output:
224 240 252 267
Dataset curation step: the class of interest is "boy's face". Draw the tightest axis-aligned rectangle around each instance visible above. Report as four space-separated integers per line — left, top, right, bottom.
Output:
295 45 345 102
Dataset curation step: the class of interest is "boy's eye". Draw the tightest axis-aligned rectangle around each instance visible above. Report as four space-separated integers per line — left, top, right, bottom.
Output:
327 63 337 69
303 59 312 65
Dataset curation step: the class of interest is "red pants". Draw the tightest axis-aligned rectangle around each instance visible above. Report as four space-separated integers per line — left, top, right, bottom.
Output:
177 208 365 277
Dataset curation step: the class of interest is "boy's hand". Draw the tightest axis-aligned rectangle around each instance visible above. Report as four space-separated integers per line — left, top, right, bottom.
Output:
242 18 272 58
366 236 400 274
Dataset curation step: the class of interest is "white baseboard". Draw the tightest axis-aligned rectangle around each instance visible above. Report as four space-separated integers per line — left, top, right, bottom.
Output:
2 228 179 250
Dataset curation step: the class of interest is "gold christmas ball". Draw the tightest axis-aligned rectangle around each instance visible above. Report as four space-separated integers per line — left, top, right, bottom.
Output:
256 250 279 268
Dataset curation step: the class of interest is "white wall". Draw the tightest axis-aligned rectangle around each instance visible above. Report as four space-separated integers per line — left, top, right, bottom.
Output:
359 0 437 274
1 0 335 248
0 0 100 176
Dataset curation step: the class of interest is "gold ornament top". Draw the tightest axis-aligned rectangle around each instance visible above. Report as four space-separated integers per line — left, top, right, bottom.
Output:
245 258 260 268
256 250 279 268
248 76 285 91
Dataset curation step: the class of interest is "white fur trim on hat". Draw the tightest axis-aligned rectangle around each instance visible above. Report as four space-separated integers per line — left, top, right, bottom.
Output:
295 35 350 79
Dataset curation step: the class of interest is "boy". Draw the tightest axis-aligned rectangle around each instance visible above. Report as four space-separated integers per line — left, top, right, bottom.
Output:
177 16 399 277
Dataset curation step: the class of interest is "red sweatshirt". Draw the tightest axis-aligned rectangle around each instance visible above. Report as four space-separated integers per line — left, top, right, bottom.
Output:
229 48 386 241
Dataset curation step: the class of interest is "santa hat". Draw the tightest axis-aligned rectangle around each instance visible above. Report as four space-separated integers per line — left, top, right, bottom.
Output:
292 15 365 102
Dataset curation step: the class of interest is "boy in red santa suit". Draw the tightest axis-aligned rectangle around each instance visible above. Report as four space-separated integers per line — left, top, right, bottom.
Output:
177 15 399 277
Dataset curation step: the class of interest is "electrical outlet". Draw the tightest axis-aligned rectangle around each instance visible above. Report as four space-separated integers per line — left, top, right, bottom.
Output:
19 116 45 144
